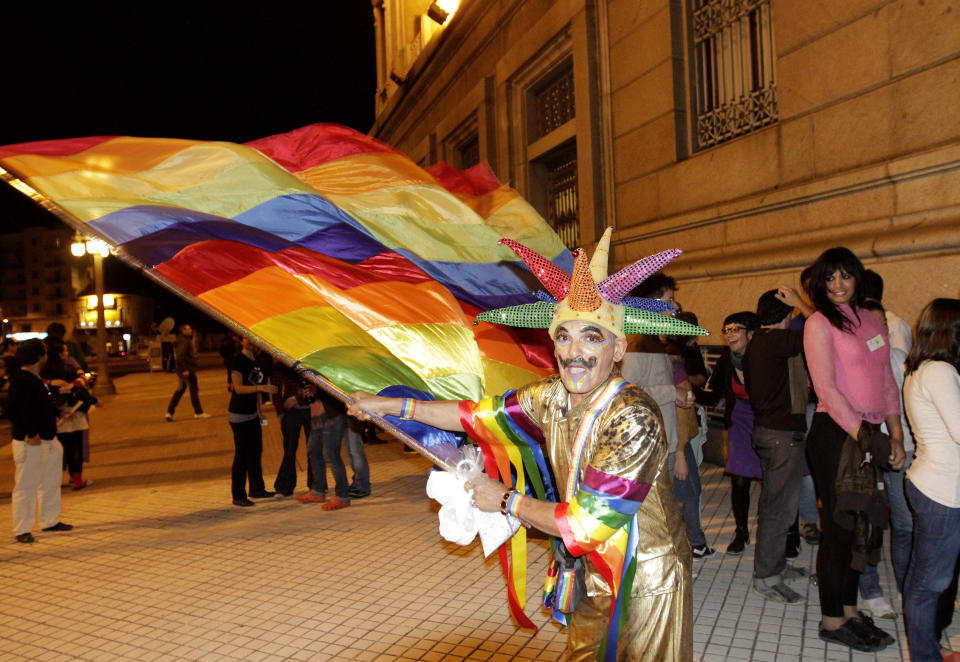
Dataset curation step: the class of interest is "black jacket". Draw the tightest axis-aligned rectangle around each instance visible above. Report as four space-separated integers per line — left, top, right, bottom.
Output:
835 421 892 571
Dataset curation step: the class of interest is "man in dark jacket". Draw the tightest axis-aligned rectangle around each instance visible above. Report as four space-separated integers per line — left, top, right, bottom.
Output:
743 287 813 604
165 323 210 421
8 339 73 543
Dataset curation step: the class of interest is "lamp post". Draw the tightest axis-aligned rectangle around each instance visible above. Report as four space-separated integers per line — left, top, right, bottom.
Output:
71 237 115 395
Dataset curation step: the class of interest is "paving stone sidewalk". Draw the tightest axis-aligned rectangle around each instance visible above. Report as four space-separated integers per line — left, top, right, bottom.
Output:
0 368 954 661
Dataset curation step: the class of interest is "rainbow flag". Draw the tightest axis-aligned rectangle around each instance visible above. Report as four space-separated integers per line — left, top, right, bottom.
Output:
0 124 570 411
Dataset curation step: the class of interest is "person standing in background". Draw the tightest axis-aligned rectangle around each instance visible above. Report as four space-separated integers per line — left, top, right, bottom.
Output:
228 336 278 507
165 323 210 421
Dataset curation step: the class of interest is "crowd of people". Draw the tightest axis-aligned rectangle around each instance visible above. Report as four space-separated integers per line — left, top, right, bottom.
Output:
4 239 959 660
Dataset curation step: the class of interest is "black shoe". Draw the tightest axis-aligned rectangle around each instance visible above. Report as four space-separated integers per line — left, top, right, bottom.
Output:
41 522 73 532
249 490 275 498
819 621 884 652
726 528 748 556
348 488 371 499
692 545 715 559
15 532 35 543
233 498 255 507
850 611 895 648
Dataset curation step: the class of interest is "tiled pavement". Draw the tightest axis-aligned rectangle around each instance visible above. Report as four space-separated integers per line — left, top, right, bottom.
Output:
0 368 955 661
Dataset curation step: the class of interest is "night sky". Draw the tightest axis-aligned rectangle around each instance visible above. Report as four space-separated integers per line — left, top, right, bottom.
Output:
0 2 377 231
0 3 377 328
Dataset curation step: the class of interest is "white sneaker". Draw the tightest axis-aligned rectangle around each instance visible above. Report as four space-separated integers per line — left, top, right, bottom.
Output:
194 413 212 419
861 596 897 619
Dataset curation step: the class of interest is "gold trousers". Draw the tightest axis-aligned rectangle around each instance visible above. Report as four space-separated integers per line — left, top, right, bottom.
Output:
564 573 692 661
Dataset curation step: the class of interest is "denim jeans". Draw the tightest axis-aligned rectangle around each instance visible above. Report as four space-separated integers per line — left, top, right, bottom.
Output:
319 414 370 499
305 428 328 496
752 426 805 582
905 480 960 662
799 474 818 525
167 371 203 415
668 444 706 548
344 418 370 493
859 452 914 600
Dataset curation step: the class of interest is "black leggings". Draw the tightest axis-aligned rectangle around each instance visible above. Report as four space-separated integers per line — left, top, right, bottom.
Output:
807 412 860 618
58 430 84 475
731 474 751 530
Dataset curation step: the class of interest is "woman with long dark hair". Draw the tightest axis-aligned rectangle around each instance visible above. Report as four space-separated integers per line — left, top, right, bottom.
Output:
695 311 761 555
902 298 960 662
803 247 904 652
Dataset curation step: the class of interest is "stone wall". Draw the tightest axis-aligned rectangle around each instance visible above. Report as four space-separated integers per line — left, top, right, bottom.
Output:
372 0 960 334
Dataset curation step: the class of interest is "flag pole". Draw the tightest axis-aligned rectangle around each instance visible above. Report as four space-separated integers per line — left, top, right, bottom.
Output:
0 167 458 472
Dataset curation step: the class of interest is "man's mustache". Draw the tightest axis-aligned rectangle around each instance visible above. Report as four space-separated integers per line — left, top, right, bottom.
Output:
560 357 597 370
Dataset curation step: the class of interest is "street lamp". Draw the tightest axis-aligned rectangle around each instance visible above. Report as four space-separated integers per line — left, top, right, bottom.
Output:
70 236 116 395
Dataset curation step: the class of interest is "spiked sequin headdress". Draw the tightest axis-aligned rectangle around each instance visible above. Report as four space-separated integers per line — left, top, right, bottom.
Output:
476 228 708 339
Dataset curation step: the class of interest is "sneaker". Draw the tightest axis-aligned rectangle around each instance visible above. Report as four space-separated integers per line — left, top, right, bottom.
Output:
726 528 748 556
861 596 897 619
850 611 895 647
348 487 371 499
819 621 884 652
165 413 173 422
692 545 715 559
752 581 805 605
782 565 808 580
72 479 92 491
194 413 212 419
802 522 822 545
249 490 275 498
297 492 327 503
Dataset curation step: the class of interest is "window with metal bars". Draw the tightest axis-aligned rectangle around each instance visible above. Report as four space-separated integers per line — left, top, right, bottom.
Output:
689 0 778 150
534 68 575 140
545 146 580 251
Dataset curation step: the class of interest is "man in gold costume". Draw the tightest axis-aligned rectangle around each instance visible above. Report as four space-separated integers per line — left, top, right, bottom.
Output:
350 230 702 661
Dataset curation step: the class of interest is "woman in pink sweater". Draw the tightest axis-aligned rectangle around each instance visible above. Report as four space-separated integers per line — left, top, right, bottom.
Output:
803 247 904 653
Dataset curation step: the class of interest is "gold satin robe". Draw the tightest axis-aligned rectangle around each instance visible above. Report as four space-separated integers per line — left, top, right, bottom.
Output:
515 375 693 661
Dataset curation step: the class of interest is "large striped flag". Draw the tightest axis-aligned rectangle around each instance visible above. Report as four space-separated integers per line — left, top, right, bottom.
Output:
0 124 572 465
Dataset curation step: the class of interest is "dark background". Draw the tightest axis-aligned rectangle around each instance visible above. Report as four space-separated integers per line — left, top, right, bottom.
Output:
0 3 377 328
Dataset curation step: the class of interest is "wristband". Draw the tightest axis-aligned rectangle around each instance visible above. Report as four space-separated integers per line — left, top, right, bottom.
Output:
499 489 518 515
506 491 524 518
399 398 417 420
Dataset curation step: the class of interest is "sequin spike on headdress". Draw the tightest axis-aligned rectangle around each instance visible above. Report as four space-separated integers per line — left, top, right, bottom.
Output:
622 297 676 313
566 249 603 312
499 238 571 301
597 249 682 303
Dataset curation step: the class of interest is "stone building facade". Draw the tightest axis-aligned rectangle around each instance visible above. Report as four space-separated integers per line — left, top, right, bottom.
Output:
370 0 960 332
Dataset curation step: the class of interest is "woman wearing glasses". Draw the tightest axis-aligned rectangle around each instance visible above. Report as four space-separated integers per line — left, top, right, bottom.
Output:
696 311 761 555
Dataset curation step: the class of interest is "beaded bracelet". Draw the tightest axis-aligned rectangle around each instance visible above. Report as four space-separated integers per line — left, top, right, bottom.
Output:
399 398 417 420
499 489 517 515
506 491 524 519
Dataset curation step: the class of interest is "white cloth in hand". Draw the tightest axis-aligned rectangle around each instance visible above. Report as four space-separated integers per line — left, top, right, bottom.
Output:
426 470 520 557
